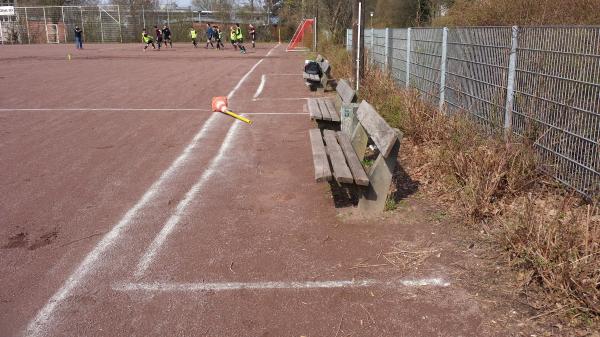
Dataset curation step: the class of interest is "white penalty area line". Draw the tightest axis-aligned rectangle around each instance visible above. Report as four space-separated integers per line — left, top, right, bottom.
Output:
25 43 280 337
253 74 267 99
113 278 450 293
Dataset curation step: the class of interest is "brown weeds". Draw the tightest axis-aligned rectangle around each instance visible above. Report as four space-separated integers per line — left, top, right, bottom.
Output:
324 45 599 324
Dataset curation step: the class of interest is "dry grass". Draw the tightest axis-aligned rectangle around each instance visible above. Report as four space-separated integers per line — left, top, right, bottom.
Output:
323 44 599 326
434 0 600 26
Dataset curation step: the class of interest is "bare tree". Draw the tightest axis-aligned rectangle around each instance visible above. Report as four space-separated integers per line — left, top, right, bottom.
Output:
320 0 353 43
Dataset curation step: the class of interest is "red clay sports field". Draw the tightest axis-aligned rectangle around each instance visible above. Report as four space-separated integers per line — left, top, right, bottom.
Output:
1 43 487 336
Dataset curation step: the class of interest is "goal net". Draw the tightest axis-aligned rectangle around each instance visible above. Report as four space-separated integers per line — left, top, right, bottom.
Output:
286 18 314 52
46 24 59 44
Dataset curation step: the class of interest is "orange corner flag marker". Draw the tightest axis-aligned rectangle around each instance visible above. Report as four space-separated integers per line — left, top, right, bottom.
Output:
211 97 253 125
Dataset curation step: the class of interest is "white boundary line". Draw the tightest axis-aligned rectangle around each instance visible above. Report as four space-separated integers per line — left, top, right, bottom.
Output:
265 73 303 76
135 45 279 278
245 112 308 115
252 97 311 102
0 108 212 112
113 278 450 293
253 74 266 99
25 43 280 337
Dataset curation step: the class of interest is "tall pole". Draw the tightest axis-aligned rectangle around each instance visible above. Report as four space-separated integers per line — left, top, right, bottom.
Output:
352 1 358 88
356 1 362 91
167 2 170 26
314 0 318 51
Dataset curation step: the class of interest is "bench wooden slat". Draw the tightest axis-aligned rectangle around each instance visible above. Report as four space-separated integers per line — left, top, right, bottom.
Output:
322 130 354 184
324 98 340 122
336 79 357 104
308 98 322 120
309 129 332 182
317 98 331 121
303 72 319 81
356 100 398 157
336 131 370 186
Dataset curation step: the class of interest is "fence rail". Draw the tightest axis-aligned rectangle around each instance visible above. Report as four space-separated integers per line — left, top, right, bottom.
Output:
348 26 600 198
0 5 272 44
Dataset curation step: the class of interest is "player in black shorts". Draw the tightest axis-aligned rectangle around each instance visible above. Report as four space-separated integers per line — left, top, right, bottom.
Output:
249 24 256 48
213 25 224 50
154 25 163 50
162 25 172 48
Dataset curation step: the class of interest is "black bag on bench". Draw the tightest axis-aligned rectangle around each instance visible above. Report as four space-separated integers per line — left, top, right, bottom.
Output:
304 61 322 81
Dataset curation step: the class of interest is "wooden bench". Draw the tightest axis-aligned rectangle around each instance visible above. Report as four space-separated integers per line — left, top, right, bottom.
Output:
309 100 403 214
308 79 357 124
303 54 333 91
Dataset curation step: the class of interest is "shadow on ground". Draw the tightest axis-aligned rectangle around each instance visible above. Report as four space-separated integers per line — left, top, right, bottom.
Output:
329 163 420 209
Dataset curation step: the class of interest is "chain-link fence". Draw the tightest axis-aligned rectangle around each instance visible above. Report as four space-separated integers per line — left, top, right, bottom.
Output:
0 5 273 45
348 26 600 199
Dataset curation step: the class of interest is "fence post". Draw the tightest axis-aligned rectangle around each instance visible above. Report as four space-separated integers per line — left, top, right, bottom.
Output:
79 7 84 39
98 6 104 43
25 7 30 44
61 6 67 43
405 27 411 88
0 20 3 45
384 27 390 72
439 27 448 112
370 27 374 63
504 26 519 135
142 5 146 28
117 5 123 43
43 7 48 44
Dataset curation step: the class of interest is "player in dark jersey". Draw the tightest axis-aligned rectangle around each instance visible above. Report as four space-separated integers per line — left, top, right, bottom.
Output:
162 25 172 48
205 23 214 48
249 24 256 48
213 25 225 50
154 25 163 50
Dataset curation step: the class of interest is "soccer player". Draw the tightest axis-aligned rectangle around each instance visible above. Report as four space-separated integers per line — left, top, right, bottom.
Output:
142 28 155 51
214 25 225 50
235 23 247 54
190 26 198 48
162 25 172 48
154 25 163 50
249 24 256 48
205 23 214 48
74 25 83 49
229 26 238 51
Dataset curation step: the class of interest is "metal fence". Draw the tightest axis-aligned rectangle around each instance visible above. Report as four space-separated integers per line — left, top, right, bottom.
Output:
0 5 272 44
348 26 600 198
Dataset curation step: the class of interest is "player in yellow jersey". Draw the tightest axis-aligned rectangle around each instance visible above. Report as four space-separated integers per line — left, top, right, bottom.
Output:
142 28 155 51
190 26 198 48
